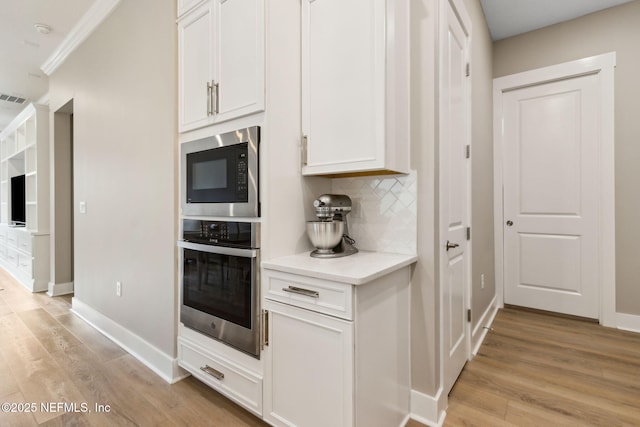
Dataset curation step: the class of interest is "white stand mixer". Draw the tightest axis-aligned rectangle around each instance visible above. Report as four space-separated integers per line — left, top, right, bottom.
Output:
306 194 358 258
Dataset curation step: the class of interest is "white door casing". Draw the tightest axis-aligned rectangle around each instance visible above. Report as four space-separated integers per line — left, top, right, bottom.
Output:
494 53 616 325
440 0 472 396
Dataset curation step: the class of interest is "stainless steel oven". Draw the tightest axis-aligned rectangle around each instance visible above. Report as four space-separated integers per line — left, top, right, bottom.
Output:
181 126 260 217
178 220 260 358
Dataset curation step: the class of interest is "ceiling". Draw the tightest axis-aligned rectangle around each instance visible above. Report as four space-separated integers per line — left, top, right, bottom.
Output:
480 0 636 40
0 0 96 131
0 0 636 131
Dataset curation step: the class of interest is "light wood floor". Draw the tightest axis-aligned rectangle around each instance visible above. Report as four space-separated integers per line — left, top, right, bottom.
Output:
0 269 269 427
444 306 640 426
3 268 639 427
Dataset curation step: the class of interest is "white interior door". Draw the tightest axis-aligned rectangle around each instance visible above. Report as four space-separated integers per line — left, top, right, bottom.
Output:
502 74 599 318
440 0 471 395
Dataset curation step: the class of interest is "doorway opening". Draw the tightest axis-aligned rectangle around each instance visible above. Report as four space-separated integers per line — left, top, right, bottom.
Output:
48 99 74 296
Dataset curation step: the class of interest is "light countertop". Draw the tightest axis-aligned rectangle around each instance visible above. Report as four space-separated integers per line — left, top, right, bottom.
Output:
262 251 417 285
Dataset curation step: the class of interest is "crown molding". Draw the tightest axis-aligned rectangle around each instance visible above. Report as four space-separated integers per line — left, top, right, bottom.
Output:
41 0 122 76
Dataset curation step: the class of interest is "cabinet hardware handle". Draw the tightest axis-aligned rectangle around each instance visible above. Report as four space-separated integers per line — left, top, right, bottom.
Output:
262 309 269 348
213 81 219 114
200 365 224 381
282 285 319 298
206 81 213 116
446 240 459 251
301 135 308 167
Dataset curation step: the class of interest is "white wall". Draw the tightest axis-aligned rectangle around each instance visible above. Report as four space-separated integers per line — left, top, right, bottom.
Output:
48 0 178 373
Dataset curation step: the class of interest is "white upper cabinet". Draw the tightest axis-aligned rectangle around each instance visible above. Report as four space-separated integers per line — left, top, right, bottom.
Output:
178 0 265 133
177 0 207 18
301 0 410 176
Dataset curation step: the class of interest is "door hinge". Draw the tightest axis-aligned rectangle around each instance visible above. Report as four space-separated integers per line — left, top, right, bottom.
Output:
301 134 308 167
466 63 470 77
465 145 470 159
466 227 471 240
467 309 471 322
262 309 269 348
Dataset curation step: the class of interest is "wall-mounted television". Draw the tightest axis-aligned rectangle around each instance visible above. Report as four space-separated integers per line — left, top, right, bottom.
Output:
11 174 26 226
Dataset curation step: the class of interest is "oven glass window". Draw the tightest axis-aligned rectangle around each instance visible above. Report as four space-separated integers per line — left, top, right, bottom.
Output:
182 249 252 329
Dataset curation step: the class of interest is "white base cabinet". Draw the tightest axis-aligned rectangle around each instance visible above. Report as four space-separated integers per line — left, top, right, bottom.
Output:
263 299 354 427
262 266 411 427
0 225 49 292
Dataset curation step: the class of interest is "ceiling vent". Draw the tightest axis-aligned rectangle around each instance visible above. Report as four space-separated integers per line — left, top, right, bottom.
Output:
0 94 27 105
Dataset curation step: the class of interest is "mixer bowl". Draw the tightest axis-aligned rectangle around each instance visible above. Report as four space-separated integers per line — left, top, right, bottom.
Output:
306 221 344 252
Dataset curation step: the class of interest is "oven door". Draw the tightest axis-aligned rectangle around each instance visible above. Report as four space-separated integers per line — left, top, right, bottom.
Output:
179 241 260 358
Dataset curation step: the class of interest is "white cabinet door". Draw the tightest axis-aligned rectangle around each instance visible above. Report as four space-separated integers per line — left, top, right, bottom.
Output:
178 1 215 132
301 0 409 176
215 0 265 123
178 0 265 133
263 299 354 427
177 0 206 18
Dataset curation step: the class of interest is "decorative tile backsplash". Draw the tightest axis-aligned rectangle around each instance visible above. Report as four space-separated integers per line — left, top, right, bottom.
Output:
331 171 417 255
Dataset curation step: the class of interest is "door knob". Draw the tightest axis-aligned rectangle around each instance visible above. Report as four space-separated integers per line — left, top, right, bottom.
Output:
446 241 459 251
506 220 513 227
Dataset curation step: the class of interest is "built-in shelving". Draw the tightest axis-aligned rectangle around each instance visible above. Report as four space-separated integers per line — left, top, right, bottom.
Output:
0 103 50 292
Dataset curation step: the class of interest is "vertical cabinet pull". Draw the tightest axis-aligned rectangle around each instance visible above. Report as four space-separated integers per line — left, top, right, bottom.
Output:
200 365 224 381
206 81 213 116
262 309 269 348
301 135 308 166
206 81 219 116
213 81 219 114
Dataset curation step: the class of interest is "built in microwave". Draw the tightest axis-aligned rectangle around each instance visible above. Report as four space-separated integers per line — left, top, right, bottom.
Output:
181 126 260 217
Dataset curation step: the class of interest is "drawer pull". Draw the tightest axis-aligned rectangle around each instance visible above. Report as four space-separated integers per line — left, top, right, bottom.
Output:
200 365 224 381
282 286 319 298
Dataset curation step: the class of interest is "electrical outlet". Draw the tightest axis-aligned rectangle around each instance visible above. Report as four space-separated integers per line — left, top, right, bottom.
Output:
480 274 485 289
79 201 87 214
116 281 122 297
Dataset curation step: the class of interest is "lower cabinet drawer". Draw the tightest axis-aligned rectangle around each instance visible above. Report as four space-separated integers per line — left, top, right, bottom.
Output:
18 233 32 253
178 338 262 416
18 253 32 276
6 230 17 248
6 248 18 267
264 270 353 320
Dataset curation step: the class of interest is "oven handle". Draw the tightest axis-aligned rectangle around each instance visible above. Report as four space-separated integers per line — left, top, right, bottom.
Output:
177 240 258 258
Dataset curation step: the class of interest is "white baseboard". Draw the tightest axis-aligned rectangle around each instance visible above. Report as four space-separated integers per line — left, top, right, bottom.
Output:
71 298 186 383
616 312 640 333
47 281 74 297
471 296 498 356
410 388 447 427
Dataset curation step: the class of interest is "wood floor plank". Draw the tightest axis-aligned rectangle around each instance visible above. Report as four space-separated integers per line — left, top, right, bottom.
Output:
448 380 509 419
31 293 74 318
54 313 126 362
18 309 83 354
49 344 168 426
447 308 640 426
0 312 34 344
0 392 38 427
443 401 516 427
505 400 590 427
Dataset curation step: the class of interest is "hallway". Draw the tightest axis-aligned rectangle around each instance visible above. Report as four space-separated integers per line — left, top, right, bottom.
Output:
444 306 640 426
